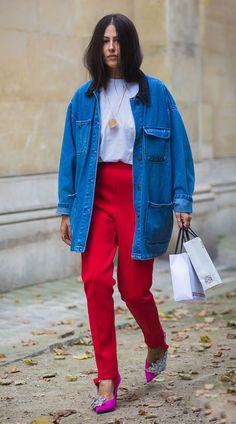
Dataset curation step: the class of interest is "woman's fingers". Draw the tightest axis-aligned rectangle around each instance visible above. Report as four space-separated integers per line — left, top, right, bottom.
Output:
60 216 71 246
175 212 192 228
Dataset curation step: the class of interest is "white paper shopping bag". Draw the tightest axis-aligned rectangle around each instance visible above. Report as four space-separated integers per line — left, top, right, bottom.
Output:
183 227 223 290
169 228 205 303
169 251 206 302
183 235 223 291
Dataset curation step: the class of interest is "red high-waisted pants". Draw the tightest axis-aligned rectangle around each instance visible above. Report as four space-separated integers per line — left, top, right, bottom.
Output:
81 161 169 387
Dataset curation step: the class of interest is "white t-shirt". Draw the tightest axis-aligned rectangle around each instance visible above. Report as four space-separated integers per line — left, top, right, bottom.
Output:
99 78 139 165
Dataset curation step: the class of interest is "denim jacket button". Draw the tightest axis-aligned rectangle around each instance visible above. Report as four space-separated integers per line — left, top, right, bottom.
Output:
137 155 142 161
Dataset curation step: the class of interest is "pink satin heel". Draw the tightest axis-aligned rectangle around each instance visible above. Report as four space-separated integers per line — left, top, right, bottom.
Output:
91 373 121 413
145 330 168 383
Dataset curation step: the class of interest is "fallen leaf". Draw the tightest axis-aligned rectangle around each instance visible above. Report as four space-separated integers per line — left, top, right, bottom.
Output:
227 387 236 394
173 332 189 342
66 304 77 309
30 417 52 424
195 389 205 397
144 401 165 408
165 371 178 376
0 353 6 358
52 348 70 356
192 407 202 413
58 331 75 339
9 366 20 373
225 290 236 298
59 319 75 325
192 323 206 331
138 409 147 416
52 347 70 356
173 308 190 317
227 333 236 339
166 395 183 404
220 370 235 384
160 391 174 400
178 373 193 380
0 378 12 385
217 344 231 351
82 368 97 375
213 351 223 357
14 380 26 385
32 329 57 336
64 374 78 382
23 358 38 365
21 339 39 346
189 370 199 375
200 335 212 344
159 312 175 319
0 395 14 400
227 320 236 328
204 317 215 324
204 384 214 390
144 412 158 418
73 351 93 360
53 356 66 360
204 410 212 416
50 409 77 422
197 310 208 317
115 306 128 314
73 336 92 346
42 373 57 379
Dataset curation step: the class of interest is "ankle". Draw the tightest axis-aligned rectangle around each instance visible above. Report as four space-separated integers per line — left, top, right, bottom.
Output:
98 379 114 399
147 345 165 363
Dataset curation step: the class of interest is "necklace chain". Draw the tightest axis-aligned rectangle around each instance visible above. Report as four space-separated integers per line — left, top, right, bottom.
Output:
104 81 128 128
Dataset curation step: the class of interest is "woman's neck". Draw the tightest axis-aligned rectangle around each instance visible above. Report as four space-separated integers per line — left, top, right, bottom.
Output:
108 68 123 79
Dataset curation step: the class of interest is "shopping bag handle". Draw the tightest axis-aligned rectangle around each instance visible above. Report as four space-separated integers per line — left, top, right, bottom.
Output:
174 225 199 254
174 227 185 254
182 225 198 240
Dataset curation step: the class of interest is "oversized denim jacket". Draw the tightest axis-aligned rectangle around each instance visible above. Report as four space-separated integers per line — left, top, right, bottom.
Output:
56 72 195 260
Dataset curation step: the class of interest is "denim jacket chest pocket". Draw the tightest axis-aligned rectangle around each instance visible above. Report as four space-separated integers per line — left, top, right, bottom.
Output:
143 127 170 162
75 119 92 154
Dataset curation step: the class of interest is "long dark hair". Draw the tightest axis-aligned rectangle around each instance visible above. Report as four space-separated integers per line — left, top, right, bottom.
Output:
83 14 143 90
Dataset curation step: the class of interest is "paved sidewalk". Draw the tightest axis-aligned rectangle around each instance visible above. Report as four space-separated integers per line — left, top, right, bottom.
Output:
0 256 235 366
0 236 236 423
0 279 235 424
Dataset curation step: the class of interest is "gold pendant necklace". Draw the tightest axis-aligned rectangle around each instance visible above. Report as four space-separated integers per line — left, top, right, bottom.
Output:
108 117 118 128
105 81 128 129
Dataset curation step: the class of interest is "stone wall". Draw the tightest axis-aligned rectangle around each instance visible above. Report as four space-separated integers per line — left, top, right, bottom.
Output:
0 0 235 290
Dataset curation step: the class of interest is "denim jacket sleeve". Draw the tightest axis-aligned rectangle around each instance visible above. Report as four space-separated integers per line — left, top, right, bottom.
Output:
165 86 195 213
56 102 76 215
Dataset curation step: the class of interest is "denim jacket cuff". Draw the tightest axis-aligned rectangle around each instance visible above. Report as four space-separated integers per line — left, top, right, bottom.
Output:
56 203 70 215
173 195 193 213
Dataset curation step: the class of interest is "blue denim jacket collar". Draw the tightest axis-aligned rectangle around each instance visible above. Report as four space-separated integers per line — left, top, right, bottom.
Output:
85 69 150 105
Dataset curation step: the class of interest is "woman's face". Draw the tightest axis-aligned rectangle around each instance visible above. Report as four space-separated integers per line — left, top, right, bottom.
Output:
102 24 122 77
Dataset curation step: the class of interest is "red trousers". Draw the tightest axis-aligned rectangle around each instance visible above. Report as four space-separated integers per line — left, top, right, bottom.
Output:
81 161 169 387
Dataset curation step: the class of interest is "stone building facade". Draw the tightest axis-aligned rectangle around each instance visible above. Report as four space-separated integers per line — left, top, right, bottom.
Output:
0 0 235 290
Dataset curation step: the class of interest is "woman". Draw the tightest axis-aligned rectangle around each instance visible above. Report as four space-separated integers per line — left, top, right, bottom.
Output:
56 13 194 414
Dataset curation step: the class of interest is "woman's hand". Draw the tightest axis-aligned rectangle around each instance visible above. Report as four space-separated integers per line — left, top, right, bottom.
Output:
175 212 192 229
60 215 72 246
